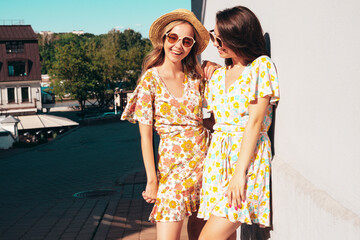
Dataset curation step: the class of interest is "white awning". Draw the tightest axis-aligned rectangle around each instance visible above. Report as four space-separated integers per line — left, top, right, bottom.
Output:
17 114 79 130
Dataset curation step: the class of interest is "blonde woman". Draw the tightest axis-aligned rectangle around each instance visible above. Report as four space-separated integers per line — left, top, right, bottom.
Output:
121 9 210 240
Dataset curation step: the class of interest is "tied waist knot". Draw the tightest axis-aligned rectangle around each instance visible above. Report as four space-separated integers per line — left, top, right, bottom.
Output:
157 125 205 139
213 125 267 185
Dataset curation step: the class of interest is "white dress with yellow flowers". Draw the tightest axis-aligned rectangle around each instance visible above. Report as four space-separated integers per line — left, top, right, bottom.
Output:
198 56 280 227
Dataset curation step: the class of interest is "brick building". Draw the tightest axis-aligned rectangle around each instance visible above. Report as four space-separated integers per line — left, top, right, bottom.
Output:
0 25 42 115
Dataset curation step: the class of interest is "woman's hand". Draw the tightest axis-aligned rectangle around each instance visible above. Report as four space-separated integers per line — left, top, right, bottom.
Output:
202 60 221 80
226 171 247 210
142 180 158 204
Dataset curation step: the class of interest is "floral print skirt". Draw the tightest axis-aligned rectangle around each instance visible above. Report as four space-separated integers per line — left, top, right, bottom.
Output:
149 127 209 222
198 131 272 227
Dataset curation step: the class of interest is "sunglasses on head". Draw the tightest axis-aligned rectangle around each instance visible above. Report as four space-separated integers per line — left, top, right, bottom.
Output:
209 29 223 48
165 32 196 48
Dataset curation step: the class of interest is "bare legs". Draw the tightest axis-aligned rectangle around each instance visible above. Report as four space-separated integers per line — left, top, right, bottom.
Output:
157 221 184 240
156 211 206 240
199 215 241 240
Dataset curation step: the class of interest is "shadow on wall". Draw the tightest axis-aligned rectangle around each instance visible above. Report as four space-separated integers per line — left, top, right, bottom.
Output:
240 32 275 240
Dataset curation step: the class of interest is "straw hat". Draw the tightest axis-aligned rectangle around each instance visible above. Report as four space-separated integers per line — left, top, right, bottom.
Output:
149 9 209 55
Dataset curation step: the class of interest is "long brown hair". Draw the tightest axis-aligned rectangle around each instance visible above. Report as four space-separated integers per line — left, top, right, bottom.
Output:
139 20 203 83
216 6 268 66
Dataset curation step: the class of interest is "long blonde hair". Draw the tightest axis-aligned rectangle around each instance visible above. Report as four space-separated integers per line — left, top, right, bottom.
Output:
139 20 203 83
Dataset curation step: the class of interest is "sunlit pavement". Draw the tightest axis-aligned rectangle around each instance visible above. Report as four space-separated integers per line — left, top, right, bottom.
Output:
0 120 188 240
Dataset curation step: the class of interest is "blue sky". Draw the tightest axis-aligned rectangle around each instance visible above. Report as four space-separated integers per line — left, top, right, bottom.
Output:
0 0 191 38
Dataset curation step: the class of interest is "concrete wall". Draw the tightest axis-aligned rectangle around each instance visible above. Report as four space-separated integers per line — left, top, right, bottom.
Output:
192 0 360 239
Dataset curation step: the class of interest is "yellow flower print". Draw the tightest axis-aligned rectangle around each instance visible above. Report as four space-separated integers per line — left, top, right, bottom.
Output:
254 195 259 200
189 161 196 168
234 118 239 123
266 81 270 87
271 75 275 81
211 175 216 181
260 92 264 98
214 70 219 75
178 108 186 115
156 212 162 221
260 170 264 176
266 191 270 198
217 112 222 118
265 166 270 172
255 67 259 74
160 103 171 115
220 89 224 95
216 162 220 167
165 217 170 221
245 97 249 108
218 75 222 80
215 151 219 156
181 140 194 152
213 187 218 192
254 183 259 189
156 86 162 94
261 71 266 78
261 201 266 206
169 200 177 209
215 206 220 211
250 174 256 180
267 62 271 69
208 167 212 173
160 177 167 184
234 102 239 109
135 110 143 117
221 99 224 104
231 144 238 151
225 111 230 117
183 178 195 188
263 213 268 219
233 213 238 219
261 57 267 62
210 197 216 203
230 96 234 102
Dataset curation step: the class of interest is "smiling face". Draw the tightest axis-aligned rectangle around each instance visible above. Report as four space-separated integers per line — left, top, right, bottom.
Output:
163 22 195 65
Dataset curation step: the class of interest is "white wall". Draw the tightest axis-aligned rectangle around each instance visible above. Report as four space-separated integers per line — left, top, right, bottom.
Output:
193 0 360 239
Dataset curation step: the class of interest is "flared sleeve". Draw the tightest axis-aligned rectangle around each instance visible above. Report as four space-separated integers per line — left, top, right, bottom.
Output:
204 68 221 112
249 56 280 105
121 69 155 126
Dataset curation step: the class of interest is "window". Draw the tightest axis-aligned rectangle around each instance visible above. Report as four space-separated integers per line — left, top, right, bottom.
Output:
7 88 15 103
6 41 24 53
21 87 29 102
8 61 26 76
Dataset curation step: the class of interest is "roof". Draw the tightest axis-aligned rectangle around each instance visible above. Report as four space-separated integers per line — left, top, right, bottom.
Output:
0 115 20 124
17 114 79 130
0 25 38 41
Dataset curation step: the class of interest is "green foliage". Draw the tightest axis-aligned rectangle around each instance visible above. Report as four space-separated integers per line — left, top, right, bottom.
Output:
40 29 152 113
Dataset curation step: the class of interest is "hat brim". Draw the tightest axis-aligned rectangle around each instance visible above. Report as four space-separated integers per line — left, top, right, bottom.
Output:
149 9 209 55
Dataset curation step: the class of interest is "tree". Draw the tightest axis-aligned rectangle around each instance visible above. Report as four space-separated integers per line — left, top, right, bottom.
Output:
50 34 95 114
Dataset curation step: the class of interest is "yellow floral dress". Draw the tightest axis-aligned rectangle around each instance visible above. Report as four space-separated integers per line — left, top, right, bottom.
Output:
121 67 210 222
197 56 280 227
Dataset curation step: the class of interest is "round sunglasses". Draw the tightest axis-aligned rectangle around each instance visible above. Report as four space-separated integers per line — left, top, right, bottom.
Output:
209 29 223 48
165 32 196 48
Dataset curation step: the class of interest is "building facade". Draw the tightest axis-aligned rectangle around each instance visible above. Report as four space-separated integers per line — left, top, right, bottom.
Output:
192 0 360 239
0 25 42 115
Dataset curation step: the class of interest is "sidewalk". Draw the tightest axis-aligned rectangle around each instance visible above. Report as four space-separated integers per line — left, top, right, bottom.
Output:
0 120 188 240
